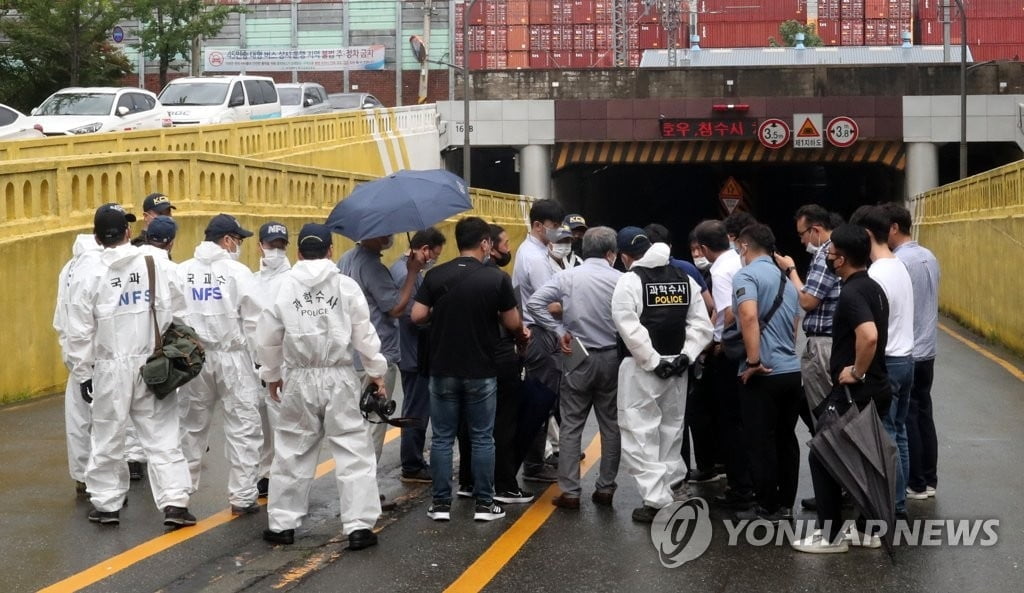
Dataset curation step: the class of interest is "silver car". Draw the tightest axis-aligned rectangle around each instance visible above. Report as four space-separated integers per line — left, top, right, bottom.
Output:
327 92 383 111
277 83 332 117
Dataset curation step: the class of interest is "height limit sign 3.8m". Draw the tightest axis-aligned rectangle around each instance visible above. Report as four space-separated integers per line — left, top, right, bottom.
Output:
826 116 859 148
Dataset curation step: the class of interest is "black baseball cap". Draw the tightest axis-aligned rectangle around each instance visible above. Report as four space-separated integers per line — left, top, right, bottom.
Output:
204 213 253 241
617 226 652 256
298 223 332 247
147 215 177 244
142 192 175 214
564 214 587 231
259 221 289 244
93 203 137 240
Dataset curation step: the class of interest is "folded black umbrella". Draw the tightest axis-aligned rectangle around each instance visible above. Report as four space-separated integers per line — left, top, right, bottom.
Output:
808 387 899 558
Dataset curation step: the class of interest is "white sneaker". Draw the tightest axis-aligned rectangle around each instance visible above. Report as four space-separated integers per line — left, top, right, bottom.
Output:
843 526 882 549
906 487 929 500
792 531 849 554
926 486 937 497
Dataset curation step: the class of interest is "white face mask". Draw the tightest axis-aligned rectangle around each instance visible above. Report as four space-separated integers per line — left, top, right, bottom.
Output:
805 241 820 255
550 244 571 260
262 248 287 268
226 237 241 261
693 256 711 270
424 258 436 270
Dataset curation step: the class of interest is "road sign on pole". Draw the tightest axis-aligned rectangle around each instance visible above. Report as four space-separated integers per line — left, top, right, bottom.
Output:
793 113 823 149
757 118 790 150
826 116 859 148
112 26 124 44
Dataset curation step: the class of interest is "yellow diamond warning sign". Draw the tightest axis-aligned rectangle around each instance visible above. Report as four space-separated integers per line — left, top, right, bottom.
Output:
793 113 823 148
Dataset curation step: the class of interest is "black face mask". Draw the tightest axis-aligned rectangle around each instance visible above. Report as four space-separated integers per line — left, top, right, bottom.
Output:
571 238 583 255
824 255 839 276
492 249 512 267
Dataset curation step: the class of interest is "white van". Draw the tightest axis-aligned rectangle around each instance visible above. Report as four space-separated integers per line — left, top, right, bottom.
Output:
158 76 281 125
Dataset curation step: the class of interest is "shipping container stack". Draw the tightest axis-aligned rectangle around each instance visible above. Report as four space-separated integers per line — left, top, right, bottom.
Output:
918 0 1024 62
697 0 805 48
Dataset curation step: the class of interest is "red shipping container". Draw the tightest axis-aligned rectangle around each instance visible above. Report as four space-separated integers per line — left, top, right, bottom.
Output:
919 0 1024 20
594 0 613 23
698 21 779 48
508 25 530 50
970 44 1024 62
595 24 614 49
487 51 508 69
920 16 1024 46
593 51 613 68
468 51 487 70
638 23 665 49
840 0 864 20
469 1 486 25
865 0 888 19
550 50 572 67
698 0 804 23
817 18 840 45
552 1 573 24
508 1 530 25
470 26 488 51
529 0 552 24
571 50 596 68
819 0 841 20
485 1 507 26
486 26 508 51
530 25 552 50
574 24 596 50
629 0 660 24
573 0 595 23
456 4 464 30
627 28 639 50
507 50 530 68
628 51 640 68
555 25 576 49
529 50 552 68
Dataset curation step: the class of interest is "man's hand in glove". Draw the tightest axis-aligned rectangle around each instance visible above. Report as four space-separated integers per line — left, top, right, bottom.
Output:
80 380 93 404
672 354 691 377
653 361 677 379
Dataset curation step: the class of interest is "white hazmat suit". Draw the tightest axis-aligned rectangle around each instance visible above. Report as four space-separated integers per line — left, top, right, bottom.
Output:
257 257 386 536
176 241 263 508
64 243 192 512
253 250 292 482
612 243 714 509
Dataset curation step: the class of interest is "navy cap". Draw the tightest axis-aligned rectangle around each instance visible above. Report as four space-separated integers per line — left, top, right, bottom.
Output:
204 213 253 241
564 214 587 230
93 203 137 240
147 215 177 244
142 192 175 213
546 224 573 243
617 226 652 256
298 223 332 247
259 221 289 244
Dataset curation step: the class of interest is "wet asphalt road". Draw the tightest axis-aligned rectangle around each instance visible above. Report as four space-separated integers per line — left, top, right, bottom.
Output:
2 318 1022 593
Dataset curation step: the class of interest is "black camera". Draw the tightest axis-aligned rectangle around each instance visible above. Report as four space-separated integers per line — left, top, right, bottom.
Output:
359 383 396 422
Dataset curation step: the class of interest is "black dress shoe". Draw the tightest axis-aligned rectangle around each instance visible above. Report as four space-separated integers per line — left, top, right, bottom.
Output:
591 490 614 507
713 490 754 509
631 505 661 523
263 528 295 545
257 477 269 498
128 461 145 481
347 528 378 550
801 497 818 511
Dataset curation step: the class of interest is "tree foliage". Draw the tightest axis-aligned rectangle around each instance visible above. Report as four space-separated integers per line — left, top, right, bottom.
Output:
769 20 825 48
0 0 133 112
132 0 243 87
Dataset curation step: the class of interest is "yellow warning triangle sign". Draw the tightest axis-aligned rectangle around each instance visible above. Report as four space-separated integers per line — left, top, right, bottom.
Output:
797 118 820 138
719 177 744 200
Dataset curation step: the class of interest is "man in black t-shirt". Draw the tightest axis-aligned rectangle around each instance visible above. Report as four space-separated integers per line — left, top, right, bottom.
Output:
411 217 527 523
794 224 892 554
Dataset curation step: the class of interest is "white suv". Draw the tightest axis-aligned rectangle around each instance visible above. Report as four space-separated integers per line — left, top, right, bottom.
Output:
0 103 43 140
276 83 332 117
28 87 171 136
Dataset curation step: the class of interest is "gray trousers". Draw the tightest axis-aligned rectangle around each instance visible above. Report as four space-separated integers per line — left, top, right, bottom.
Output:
558 349 620 497
801 336 833 413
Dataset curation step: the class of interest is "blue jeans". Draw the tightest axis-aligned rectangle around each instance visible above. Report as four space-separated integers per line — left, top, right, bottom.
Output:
882 356 914 513
429 376 497 504
400 370 431 473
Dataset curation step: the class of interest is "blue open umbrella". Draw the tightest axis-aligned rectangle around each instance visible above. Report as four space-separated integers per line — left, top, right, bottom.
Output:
326 169 472 241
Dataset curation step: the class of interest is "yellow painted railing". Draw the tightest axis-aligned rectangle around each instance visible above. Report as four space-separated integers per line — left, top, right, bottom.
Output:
0 148 531 403
912 159 1024 355
0 105 438 165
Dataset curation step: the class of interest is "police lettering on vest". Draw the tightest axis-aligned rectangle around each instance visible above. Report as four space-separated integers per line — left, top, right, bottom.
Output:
620 265 692 358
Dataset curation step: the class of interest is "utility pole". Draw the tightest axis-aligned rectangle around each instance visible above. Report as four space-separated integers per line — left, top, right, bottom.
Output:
462 0 477 187
613 0 627 67
419 0 432 104
661 0 683 67
954 0 967 179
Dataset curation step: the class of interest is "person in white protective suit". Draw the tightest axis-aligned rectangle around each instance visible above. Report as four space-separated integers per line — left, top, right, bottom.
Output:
258 223 386 550
176 213 264 515
64 203 195 527
54 216 129 494
252 221 292 499
611 227 714 524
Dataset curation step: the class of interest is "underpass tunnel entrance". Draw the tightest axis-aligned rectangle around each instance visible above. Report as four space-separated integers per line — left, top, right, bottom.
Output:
552 140 905 265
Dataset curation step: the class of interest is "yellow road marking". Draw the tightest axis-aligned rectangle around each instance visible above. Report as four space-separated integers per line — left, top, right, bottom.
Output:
40 427 401 593
939 323 1024 383
443 434 603 593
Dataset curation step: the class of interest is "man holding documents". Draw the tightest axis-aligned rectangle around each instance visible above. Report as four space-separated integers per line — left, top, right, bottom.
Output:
527 227 623 510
